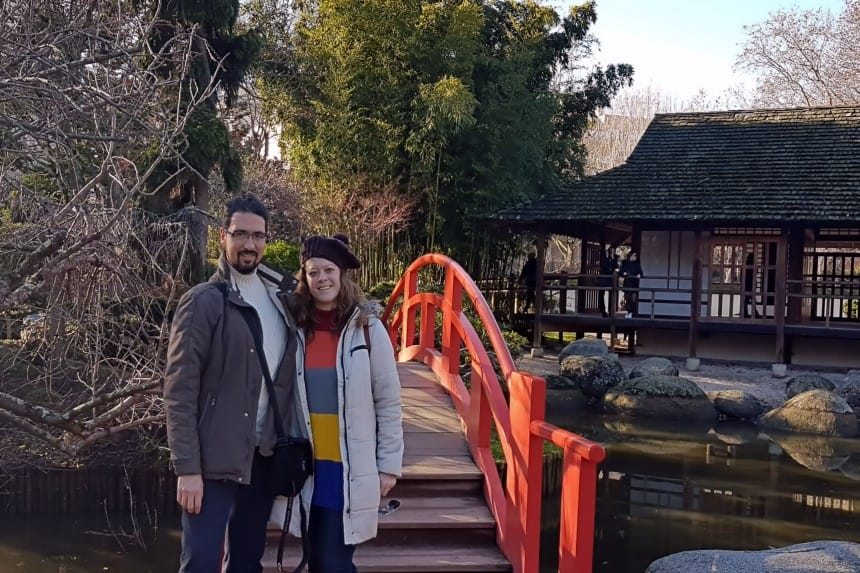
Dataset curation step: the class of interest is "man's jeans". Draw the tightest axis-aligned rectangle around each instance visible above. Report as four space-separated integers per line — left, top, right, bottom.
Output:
179 451 274 573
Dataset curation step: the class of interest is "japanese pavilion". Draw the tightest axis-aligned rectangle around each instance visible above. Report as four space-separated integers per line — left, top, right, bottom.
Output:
492 106 860 369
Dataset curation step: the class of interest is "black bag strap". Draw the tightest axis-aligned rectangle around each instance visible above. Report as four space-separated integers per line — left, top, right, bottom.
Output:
215 282 288 440
351 322 372 355
277 497 309 573
216 282 308 573
363 322 371 353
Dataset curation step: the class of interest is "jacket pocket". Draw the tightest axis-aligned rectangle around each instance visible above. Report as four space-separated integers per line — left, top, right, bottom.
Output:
197 393 217 430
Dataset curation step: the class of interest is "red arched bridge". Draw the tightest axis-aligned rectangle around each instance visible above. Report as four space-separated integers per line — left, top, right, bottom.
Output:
271 255 605 573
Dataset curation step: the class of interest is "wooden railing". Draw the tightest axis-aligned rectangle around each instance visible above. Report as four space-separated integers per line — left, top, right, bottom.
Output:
787 278 860 325
381 254 605 573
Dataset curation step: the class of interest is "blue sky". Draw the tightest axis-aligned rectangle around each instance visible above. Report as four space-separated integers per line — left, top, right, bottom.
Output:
550 0 846 101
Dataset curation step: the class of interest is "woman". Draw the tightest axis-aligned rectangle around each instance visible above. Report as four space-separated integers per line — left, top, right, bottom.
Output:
620 251 643 318
287 233 403 572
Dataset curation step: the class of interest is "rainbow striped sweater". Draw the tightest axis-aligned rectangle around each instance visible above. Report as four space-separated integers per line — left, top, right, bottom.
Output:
304 308 343 509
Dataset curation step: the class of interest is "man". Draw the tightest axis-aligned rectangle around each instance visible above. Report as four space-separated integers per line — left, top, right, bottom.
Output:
519 252 538 312
620 251 644 318
164 195 298 572
597 245 619 318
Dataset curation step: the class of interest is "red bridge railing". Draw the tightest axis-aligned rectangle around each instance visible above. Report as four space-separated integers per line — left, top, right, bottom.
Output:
381 254 605 573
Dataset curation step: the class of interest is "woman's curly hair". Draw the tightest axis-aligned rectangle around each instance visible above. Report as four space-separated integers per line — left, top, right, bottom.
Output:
290 266 368 336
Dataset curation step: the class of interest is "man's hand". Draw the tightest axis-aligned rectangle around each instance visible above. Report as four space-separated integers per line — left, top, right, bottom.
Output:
177 474 204 514
379 472 397 497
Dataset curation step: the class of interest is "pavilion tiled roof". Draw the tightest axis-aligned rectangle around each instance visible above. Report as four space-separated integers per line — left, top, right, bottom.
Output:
493 106 860 227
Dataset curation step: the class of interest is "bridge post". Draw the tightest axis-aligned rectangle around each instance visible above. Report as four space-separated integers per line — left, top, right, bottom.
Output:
400 270 418 357
531 233 547 354
506 372 546 573
558 447 600 573
442 267 463 382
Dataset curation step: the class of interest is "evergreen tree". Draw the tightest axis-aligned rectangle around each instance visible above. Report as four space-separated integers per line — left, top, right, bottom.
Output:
254 0 632 269
140 0 261 279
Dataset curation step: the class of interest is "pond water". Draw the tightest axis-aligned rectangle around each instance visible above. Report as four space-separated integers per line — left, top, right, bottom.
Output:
2 415 859 573
0 514 181 572
540 412 860 573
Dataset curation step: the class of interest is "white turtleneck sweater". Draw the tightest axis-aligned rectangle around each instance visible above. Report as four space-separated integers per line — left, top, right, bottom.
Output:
230 265 287 443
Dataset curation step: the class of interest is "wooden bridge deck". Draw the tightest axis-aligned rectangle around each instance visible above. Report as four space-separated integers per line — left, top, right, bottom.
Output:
265 362 511 572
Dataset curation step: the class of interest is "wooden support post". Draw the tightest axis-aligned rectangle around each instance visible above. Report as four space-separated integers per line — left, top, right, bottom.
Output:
775 236 787 364
609 270 618 351
532 233 547 351
688 231 702 360
787 225 804 322
576 238 588 315
559 276 568 314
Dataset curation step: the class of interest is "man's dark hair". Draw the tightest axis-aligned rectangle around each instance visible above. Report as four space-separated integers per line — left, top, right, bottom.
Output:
223 195 268 230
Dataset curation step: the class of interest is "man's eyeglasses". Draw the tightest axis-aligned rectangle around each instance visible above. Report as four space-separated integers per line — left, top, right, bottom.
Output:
224 229 268 243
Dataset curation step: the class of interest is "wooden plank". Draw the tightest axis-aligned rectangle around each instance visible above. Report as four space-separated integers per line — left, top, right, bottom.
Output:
402 406 461 420
400 385 449 399
404 432 469 455
398 364 445 387
402 455 482 479
376 503 495 529
403 418 463 434
402 393 455 407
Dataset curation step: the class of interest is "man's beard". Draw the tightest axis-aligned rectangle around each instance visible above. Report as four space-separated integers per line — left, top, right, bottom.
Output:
231 250 260 274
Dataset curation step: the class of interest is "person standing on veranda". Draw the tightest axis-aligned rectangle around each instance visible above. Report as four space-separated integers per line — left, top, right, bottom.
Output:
285 234 403 572
164 195 299 572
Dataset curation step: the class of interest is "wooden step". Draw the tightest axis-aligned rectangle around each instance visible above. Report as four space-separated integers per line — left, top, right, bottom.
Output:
263 541 512 572
269 495 495 534
401 454 483 480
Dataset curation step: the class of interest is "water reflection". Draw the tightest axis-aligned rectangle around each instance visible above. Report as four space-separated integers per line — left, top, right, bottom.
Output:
0 514 180 572
541 413 860 573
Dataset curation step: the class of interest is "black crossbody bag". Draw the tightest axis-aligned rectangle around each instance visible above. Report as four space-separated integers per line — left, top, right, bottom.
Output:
219 283 313 573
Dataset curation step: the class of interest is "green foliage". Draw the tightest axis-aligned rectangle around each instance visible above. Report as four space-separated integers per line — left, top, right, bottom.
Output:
20 173 62 202
500 328 529 357
140 0 257 215
254 0 632 265
844 300 859 320
184 107 231 177
263 240 301 274
206 226 221 260
367 280 398 303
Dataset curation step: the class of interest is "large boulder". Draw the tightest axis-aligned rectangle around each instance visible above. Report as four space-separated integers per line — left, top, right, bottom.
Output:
603 375 716 421
604 418 706 455
558 338 609 362
559 355 624 399
707 390 766 420
760 390 857 437
710 420 760 445
836 370 860 410
629 357 679 379
786 373 835 399
768 432 851 471
544 375 588 423
646 541 860 573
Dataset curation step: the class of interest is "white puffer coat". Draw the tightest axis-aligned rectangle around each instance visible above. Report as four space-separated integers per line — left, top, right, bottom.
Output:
271 307 404 545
